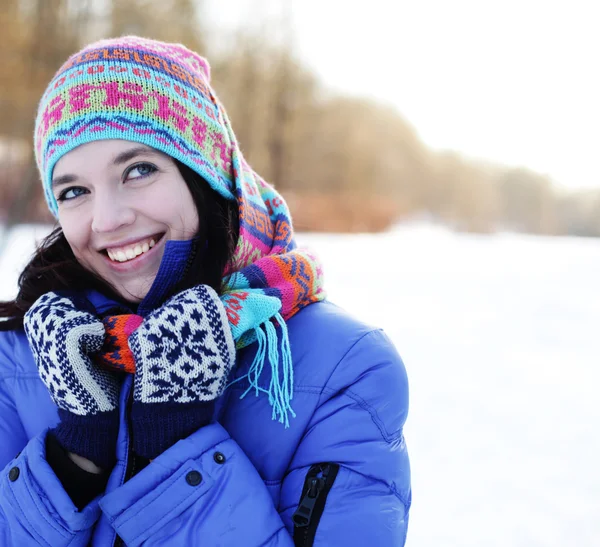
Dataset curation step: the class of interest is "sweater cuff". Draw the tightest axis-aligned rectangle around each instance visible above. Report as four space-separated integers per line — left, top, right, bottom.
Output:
53 408 120 469
131 401 215 460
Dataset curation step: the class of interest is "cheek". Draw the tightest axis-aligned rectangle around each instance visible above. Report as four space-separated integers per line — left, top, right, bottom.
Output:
183 202 200 234
178 188 200 234
145 187 199 233
59 217 89 260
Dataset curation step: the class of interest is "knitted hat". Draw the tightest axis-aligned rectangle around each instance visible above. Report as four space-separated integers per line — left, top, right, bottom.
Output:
34 35 299 271
35 36 237 217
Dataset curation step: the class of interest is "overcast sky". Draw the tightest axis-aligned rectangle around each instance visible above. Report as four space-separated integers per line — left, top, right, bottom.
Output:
205 0 599 190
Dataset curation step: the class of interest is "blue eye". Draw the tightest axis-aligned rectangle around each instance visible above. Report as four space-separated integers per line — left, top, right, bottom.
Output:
125 162 157 180
57 186 87 202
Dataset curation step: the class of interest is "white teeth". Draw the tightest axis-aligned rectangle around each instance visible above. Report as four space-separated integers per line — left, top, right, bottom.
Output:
106 236 159 263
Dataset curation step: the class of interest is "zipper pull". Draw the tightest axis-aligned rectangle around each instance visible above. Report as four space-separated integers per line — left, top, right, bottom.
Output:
292 477 324 527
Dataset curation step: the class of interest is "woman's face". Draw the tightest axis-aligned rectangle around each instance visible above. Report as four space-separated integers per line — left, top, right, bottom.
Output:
52 139 199 302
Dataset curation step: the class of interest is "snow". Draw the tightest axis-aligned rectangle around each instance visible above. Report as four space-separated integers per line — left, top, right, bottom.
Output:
2 223 599 546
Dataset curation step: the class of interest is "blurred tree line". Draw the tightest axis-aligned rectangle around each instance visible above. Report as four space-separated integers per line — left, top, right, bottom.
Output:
1 0 599 236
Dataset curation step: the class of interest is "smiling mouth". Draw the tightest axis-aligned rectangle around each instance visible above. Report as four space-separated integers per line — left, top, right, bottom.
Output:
102 232 165 263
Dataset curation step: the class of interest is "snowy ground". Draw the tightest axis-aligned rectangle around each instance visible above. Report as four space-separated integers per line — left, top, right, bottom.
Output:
2 224 599 546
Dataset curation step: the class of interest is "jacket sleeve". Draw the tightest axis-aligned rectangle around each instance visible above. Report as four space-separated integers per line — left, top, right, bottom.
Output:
0 378 28 465
0 379 100 546
98 329 411 546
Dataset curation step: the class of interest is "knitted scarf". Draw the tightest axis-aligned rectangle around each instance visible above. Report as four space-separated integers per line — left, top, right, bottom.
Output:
34 36 326 426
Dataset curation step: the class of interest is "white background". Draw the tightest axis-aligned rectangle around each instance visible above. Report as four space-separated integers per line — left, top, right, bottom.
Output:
205 0 600 190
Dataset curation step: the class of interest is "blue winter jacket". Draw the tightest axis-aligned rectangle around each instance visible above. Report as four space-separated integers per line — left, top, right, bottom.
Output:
0 244 411 546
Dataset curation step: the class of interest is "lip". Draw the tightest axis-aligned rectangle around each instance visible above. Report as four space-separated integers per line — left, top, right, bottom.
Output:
100 232 166 273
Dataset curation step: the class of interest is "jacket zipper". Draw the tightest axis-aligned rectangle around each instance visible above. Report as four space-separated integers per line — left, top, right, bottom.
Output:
106 306 152 547
292 462 340 546
113 394 136 547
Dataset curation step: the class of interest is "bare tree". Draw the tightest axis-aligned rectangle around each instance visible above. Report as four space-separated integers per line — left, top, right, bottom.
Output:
267 0 294 189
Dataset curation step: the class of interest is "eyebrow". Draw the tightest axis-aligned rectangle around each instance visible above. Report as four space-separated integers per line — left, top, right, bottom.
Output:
51 146 163 189
112 145 163 165
51 174 78 189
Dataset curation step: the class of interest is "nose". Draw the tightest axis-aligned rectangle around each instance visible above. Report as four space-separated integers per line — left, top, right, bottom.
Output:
91 190 136 234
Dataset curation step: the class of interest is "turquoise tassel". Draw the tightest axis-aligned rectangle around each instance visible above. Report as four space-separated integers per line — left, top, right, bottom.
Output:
241 324 267 398
232 313 295 427
276 314 295 421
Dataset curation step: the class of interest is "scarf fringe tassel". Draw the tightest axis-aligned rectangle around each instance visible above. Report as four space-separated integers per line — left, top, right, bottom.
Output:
236 313 295 428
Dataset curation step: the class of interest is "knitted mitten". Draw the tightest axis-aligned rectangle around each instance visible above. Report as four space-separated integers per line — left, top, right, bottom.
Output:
128 285 236 459
24 292 121 469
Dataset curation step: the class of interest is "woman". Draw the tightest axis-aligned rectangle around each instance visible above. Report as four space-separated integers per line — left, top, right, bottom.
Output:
0 36 411 546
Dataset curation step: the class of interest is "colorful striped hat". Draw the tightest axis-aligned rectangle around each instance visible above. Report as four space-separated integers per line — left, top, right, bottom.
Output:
34 36 294 272
35 36 238 214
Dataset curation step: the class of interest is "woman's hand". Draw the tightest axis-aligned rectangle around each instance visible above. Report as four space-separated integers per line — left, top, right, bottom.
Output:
128 285 236 460
24 292 121 469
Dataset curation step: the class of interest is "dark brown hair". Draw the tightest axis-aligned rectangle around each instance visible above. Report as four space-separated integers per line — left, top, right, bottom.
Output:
0 159 239 331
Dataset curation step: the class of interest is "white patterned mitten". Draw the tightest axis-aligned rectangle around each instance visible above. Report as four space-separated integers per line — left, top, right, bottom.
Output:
24 292 120 468
128 285 236 459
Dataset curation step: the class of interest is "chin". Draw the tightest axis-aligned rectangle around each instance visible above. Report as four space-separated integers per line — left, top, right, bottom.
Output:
112 282 152 304
120 290 147 304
